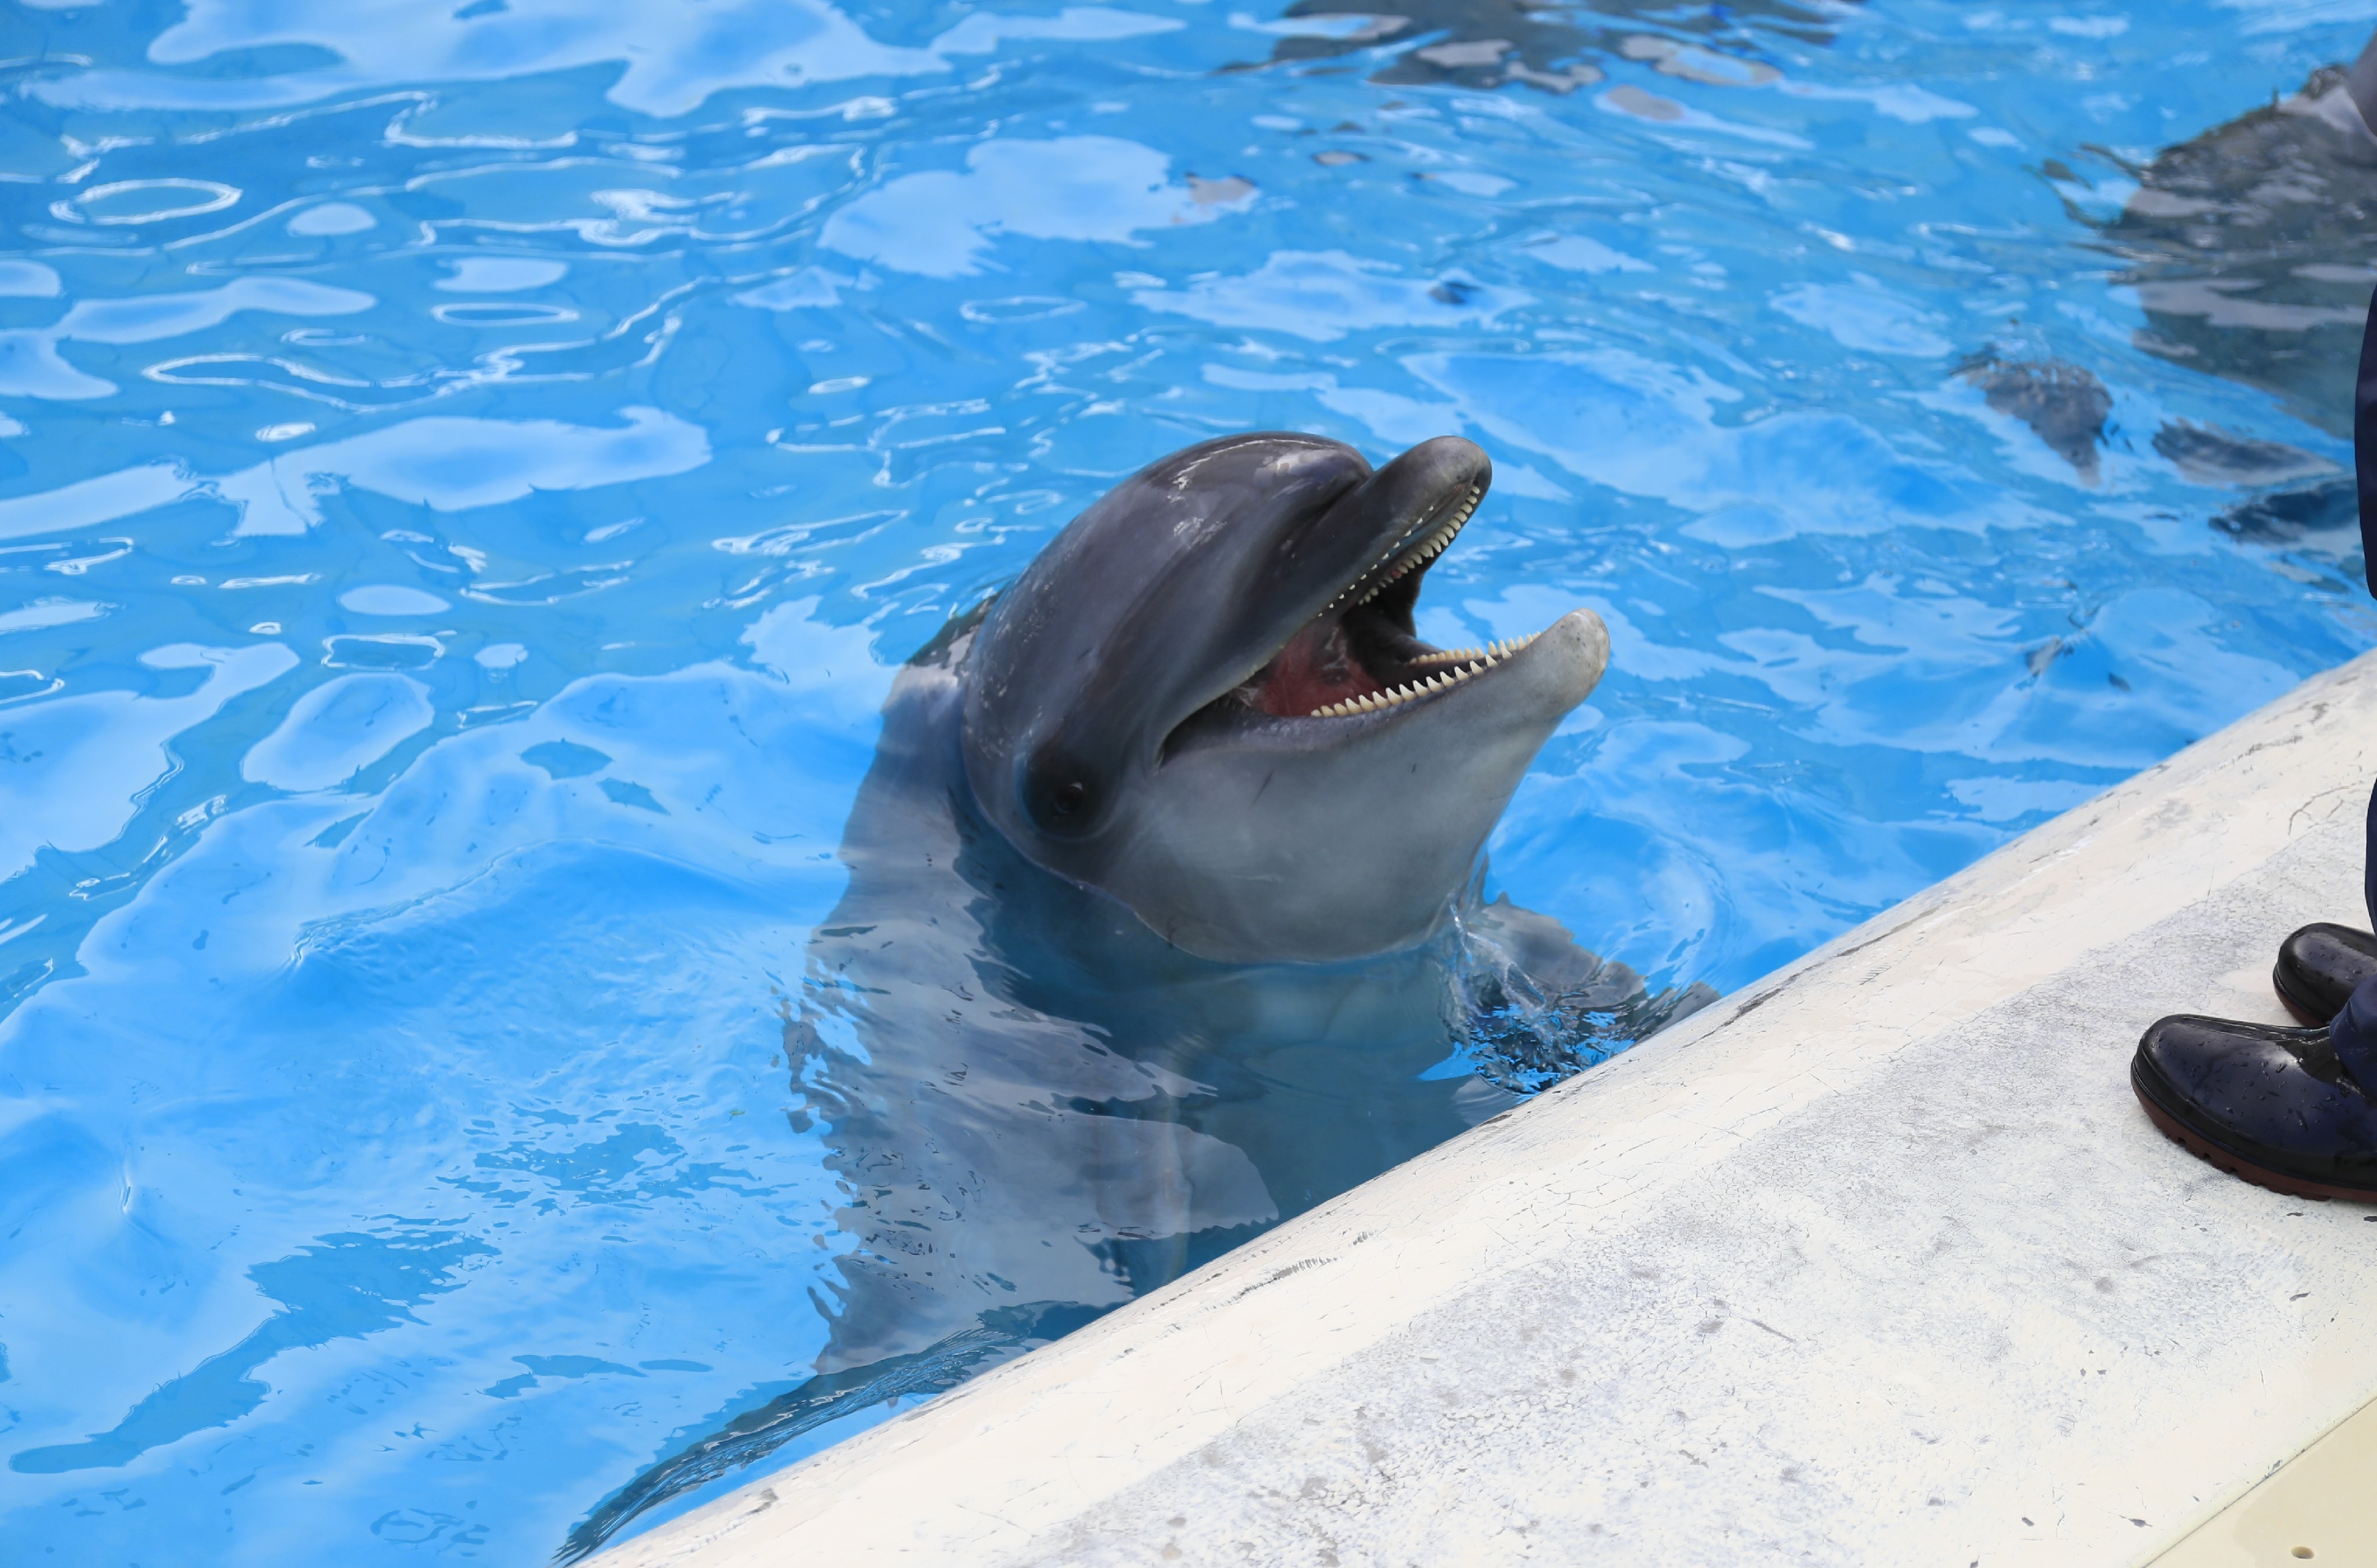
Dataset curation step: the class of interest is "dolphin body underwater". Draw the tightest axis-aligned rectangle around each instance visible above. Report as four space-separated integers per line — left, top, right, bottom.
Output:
563 434 1712 1557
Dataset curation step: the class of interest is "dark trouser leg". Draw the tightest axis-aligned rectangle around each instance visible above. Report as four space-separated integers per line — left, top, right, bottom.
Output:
2366 776 2377 934
2336 778 2377 1083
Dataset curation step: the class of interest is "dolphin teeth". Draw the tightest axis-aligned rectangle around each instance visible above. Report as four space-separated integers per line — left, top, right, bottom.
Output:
1333 483 1489 611
1412 644 1492 667
1371 635 1525 694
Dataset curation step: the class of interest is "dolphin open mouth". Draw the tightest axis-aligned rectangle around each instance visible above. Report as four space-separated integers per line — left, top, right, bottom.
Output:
1171 454 1552 748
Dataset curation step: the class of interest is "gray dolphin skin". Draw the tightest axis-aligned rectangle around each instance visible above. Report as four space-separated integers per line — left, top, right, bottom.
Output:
1230 0 1860 95
963 431 1609 962
557 435 1699 1561
2105 29 2377 437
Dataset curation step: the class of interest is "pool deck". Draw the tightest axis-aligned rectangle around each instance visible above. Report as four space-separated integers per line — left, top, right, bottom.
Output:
598 649 2377 1568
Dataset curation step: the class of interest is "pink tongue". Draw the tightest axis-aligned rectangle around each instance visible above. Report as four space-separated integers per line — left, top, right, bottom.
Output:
1249 619 1384 717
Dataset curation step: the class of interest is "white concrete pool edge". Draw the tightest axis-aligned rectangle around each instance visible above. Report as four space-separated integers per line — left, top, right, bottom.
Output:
599 648 2377 1568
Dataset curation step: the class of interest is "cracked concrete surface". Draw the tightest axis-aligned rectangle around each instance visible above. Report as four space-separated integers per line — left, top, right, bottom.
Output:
598 651 2377 1568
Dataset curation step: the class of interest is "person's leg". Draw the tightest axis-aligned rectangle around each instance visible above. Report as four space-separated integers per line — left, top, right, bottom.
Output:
2125 115 2377 1194
2328 779 2377 1083
2366 775 2377 933
2133 780 2377 1197
2332 972 2377 1087
2315 155 2377 1073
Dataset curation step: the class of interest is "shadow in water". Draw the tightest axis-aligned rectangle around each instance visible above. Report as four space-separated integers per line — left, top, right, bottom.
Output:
2211 475 2360 547
2153 420 2340 488
1959 356 2113 483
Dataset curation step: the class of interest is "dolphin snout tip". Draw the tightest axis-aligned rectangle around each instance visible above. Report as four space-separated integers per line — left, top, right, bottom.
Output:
1534 607 1611 706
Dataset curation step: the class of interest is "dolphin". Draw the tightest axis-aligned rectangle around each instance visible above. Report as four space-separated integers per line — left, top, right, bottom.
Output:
2106 29 2377 437
1226 0 1860 95
561 434 1706 1561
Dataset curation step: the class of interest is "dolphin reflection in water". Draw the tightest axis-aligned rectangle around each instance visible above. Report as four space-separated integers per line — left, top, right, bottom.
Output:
562 435 1711 1559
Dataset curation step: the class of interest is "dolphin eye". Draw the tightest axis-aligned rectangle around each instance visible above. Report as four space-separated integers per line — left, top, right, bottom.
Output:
1021 747 1099 835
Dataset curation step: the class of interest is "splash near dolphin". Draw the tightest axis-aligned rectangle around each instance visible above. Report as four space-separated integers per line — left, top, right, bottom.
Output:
560 435 1709 1559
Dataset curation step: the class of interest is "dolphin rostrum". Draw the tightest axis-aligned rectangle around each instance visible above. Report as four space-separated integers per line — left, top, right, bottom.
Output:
560 434 1699 1561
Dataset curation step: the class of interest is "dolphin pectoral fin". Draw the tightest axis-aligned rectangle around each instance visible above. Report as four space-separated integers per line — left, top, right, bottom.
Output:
551 1300 1103 1563
1458 892 1720 1065
1085 1114 1277 1239
1463 892 1631 998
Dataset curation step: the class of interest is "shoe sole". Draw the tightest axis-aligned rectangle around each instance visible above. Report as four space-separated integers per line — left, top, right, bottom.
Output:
2272 963 2332 1028
2131 1061 2377 1204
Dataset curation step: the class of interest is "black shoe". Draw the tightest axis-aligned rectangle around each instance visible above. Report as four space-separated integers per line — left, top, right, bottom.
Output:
2131 1013 2377 1201
2273 923 2377 1025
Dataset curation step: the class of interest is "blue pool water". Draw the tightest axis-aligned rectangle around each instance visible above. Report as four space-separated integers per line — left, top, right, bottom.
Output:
4 0 2375 1559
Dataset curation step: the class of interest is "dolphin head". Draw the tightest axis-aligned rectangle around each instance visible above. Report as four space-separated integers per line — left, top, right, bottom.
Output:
959 431 1608 964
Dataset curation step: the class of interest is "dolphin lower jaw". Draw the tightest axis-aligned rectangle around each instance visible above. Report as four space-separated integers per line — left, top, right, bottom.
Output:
1304 630 1542 720
1109 609 1611 964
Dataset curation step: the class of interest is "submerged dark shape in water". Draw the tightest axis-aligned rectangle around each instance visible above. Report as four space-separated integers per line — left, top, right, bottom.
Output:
1228 0 1854 95
557 437 1712 1559
1960 357 2113 483
2152 419 2340 488
2211 475 2361 549
2100 38 2377 436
